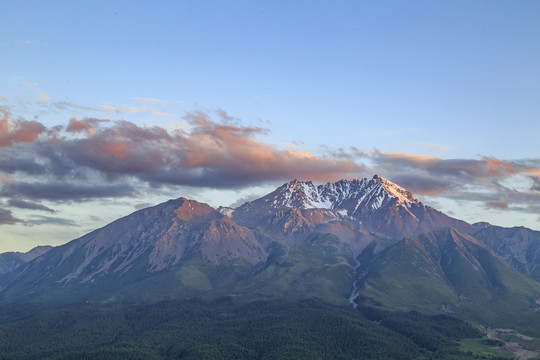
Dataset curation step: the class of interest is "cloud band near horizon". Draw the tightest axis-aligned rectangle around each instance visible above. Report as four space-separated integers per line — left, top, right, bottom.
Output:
1 106 539 226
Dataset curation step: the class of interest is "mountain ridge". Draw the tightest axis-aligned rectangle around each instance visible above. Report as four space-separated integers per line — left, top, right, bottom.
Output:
2 175 540 335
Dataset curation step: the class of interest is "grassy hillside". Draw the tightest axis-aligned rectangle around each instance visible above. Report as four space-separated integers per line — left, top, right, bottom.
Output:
353 229 540 335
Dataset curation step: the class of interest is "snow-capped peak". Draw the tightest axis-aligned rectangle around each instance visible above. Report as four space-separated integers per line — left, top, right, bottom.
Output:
372 175 416 205
271 179 333 209
258 175 418 214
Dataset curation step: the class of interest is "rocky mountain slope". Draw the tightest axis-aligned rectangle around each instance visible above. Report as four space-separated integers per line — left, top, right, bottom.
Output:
473 224 540 282
351 228 540 327
0 246 52 274
1 175 540 333
233 176 474 239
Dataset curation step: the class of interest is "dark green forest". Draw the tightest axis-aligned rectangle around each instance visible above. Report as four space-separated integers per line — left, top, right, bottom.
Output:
0 298 509 359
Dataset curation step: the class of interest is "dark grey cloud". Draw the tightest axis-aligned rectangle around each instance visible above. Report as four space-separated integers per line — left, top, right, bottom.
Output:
0 181 135 202
531 176 540 192
7 199 55 213
25 215 77 226
0 208 22 225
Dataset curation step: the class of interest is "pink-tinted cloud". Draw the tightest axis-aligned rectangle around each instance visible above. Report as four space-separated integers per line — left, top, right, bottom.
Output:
486 198 509 209
0 108 45 147
0 109 364 210
1 106 540 225
483 156 517 177
66 117 108 136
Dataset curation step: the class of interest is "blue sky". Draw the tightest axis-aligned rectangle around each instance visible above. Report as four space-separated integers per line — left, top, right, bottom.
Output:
1 1 539 252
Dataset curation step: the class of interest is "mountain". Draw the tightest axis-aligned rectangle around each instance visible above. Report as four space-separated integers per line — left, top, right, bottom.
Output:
1 175 540 335
233 175 474 239
0 198 265 303
473 224 540 282
351 228 540 330
0 245 52 274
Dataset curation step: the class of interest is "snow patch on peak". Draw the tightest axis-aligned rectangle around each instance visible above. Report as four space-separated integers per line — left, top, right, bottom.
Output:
217 206 235 218
380 179 416 205
274 180 333 209
249 176 420 215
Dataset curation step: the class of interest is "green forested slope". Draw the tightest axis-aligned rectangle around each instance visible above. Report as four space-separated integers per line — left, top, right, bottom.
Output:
0 298 497 360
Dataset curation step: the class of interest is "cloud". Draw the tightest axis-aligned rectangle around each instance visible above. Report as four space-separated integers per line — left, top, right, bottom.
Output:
365 151 539 193
0 96 7 101
486 198 509 210
133 97 167 104
7 199 55 213
135 203 152 210
103 104 145 114
0 208 22 225
0 180 136 202
36 92 50 103
229 193 264 208
0 110 364 207
25 215 77 226
150 109 177 118
348 149 540 218
410 142 452 152
102 104 118 112
66 117 108 136
1 107 540 223
53 100 101 112
531 176 540 192
119 105 143 113
0 108 46 147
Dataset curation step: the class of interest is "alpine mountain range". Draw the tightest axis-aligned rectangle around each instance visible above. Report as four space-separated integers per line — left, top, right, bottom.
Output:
2 175 540 333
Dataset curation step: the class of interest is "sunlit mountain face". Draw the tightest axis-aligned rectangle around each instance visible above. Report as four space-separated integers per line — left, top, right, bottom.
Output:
1 175 540 359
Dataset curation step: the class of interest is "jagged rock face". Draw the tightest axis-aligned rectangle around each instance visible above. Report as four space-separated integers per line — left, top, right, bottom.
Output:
234 175 474 239
473 225 540 282
148 200 265 271
198 216 264 265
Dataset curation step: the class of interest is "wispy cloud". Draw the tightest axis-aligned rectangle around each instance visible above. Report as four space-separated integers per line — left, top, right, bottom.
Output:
410 142 452 153
133 97 167 104
119 105 143 113
25 215 77 226
36 92 50 103
7 199 55 213
102 104 118 112
150 108 177 118
53 100 102 112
